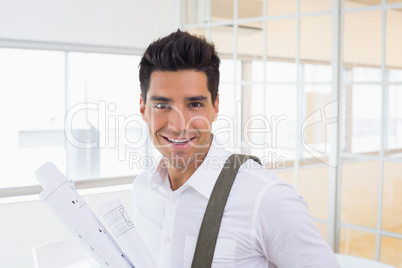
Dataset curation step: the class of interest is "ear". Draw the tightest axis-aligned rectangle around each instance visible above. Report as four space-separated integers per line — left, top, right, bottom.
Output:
140 94 146 122
212 94 219 121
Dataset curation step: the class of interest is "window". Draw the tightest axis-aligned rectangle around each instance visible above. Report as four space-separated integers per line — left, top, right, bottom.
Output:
0 49 66 188
0 48 143 191
184 0 402 266
66 52 144 179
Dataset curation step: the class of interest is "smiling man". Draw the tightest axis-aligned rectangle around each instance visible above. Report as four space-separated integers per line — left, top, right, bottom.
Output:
132 30 340 267
140 69 218 190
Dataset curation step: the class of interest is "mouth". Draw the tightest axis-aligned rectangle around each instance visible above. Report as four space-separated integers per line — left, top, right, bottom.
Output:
163 136 195 145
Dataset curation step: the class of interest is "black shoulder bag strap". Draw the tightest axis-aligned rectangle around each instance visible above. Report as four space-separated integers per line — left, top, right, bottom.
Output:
191 154 261 268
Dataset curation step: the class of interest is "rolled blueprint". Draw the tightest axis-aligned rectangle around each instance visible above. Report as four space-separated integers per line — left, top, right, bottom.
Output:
36 162 133 268
100 199 157 268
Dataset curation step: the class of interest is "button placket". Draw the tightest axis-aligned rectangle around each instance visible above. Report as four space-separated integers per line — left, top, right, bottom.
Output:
169 196 177 206
159 192 179 266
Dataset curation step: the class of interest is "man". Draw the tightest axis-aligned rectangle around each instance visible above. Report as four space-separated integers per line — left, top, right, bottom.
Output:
132 30 340 267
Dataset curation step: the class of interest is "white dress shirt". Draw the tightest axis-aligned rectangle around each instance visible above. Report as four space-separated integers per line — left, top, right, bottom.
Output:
132 138 340 268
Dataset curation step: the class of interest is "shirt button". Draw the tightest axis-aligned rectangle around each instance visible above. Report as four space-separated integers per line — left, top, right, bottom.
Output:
163 237 171 244
169 198 177 205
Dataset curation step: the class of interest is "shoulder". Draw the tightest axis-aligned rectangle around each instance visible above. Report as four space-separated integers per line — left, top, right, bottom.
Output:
239 161 304 212
131 169 155 211
240 162 305 223
257 182 306 219
234 160 307 230
235 159 285 190
132 169 152 191
232 159 300 213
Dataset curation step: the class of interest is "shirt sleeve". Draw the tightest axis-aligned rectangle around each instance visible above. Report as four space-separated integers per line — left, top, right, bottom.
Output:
256 182 341 268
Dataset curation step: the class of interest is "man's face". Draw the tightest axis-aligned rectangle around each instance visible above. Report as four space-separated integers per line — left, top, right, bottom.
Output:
140 70 219 169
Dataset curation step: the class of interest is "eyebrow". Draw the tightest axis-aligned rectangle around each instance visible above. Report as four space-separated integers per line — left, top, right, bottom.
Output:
184 95 208 102
149 96 173 102
149 95 208 102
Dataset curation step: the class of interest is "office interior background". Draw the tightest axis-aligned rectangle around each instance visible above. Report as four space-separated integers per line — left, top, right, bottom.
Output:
0 0 401 267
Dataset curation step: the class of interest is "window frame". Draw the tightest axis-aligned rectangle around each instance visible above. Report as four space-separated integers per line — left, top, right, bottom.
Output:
183 0 402 262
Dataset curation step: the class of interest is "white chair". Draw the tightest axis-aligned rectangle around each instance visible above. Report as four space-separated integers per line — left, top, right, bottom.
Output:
32 237 97 268
335 253 395 268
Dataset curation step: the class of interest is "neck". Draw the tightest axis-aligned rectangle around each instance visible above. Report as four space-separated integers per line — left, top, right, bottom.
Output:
167 166 195 191
166 150 211 191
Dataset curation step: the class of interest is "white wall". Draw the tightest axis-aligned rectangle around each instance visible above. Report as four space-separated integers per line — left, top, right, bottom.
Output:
0 0 178 48
0 188 133 267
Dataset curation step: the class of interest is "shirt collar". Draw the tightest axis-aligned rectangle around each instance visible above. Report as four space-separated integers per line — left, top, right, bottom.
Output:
148 135 233 199
149 158 170 191
185 136 232 199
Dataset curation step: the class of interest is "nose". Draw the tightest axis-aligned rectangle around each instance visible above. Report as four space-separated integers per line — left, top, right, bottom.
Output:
167 105 187 134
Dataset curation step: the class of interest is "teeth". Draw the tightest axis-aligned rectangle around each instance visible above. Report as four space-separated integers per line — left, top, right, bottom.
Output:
167 137 191 144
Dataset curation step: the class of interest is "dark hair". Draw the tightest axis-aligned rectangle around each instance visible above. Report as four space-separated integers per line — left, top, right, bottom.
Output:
139 29 220 104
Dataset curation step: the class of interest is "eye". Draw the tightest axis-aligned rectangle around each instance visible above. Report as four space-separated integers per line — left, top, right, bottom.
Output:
189 102 203 108
154 103 170 109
